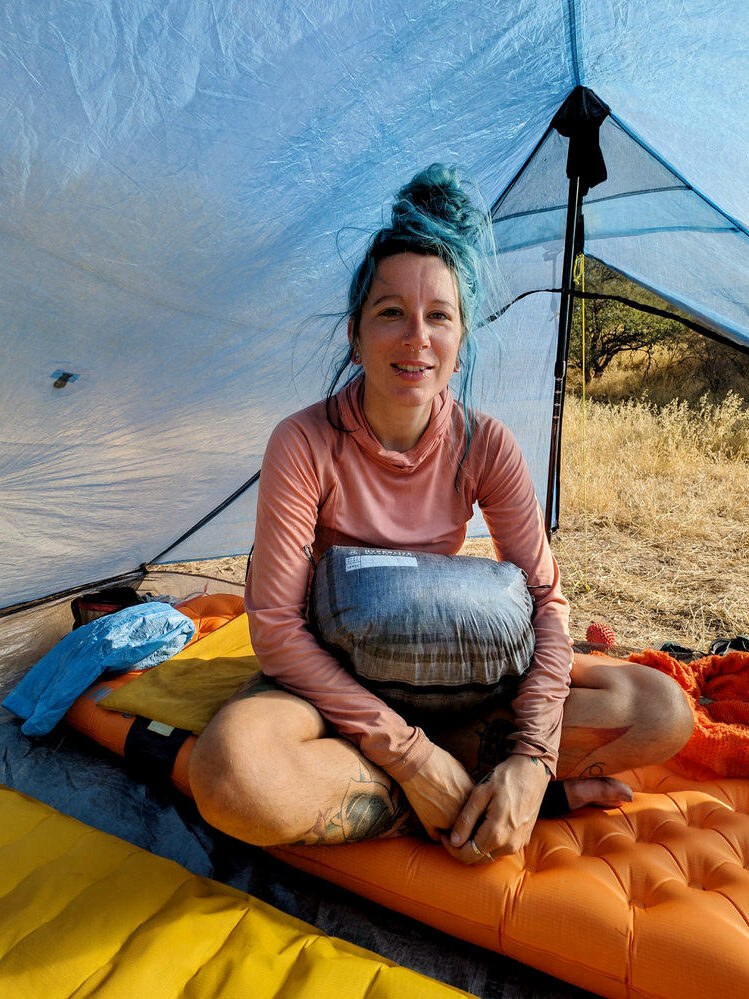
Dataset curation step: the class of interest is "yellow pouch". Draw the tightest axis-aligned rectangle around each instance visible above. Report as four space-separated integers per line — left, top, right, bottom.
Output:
100 613 260 732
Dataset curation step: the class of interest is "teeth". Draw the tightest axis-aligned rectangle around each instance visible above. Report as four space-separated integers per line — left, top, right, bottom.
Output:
396 364 427 371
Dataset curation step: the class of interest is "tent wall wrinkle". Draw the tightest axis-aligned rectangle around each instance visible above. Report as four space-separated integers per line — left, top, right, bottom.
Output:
1 1 748 608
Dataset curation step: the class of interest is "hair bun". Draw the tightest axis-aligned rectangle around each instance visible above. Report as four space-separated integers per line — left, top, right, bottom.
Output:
391 163 481 242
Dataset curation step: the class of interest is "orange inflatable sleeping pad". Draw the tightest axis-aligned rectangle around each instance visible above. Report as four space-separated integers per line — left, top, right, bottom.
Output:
64 597 749 999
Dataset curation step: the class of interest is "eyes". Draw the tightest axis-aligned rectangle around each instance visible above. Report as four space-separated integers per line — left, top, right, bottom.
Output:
377 305 454 323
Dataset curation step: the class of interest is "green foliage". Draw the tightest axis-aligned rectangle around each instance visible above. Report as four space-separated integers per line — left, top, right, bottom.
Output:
567 256 749 404
569 257 680 380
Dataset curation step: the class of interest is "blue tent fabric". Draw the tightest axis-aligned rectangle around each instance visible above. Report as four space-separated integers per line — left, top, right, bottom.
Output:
1 1 748 608
2 603 195 735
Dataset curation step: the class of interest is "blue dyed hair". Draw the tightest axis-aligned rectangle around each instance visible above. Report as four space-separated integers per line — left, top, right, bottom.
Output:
327 163 494 471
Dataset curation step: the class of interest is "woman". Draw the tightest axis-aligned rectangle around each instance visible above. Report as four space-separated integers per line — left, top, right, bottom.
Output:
189 165 693 863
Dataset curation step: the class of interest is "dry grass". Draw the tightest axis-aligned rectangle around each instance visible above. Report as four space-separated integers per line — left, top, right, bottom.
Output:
170 365 749 655
575 340 749 410
551 389 749 651
166 555 247 586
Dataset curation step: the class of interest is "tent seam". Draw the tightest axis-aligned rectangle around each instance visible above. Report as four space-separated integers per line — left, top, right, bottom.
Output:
565 0 583 87
496 183 687 223
609 114 749 241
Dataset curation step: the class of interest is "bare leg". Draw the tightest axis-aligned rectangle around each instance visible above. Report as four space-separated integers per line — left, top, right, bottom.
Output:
188 689 415 847
436 654 694 810
557 654 693 804
190 655 695 846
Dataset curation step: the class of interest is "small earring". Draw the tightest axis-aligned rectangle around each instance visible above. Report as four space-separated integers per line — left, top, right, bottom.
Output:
454 359 460 372
352 350 361 364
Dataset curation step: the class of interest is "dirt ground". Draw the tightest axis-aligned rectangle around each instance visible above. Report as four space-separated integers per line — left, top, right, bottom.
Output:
167 520 747 656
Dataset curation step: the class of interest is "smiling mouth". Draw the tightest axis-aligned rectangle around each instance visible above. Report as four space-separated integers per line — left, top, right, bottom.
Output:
392 363 432 373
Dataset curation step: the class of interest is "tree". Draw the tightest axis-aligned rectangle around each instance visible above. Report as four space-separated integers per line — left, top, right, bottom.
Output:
569 257 680 382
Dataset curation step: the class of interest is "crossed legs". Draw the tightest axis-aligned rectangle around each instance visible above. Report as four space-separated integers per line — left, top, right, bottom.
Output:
188 654 694 848
189 689 415 846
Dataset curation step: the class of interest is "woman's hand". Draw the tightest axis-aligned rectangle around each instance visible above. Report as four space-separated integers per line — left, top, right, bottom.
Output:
441 754 550 864
398 745 475 841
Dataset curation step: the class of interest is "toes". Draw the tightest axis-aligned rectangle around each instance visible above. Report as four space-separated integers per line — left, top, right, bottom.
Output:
602 777 633 802
563 777 633 810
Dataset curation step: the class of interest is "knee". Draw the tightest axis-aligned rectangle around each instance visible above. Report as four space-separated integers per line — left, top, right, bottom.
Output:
661 673 695 752
188 727 248 833
188 727 232 818
626 666 695 756
188 716 291 846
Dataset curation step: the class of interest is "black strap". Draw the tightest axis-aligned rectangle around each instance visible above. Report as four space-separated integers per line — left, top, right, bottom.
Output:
659 641 707 663
709 636 749 656
538 782 570 818
123 716 192 783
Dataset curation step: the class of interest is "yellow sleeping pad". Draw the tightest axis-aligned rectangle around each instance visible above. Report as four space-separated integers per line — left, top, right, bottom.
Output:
0 786 472 999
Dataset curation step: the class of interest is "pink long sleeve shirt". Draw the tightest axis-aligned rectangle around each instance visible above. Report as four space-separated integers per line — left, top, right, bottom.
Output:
245 376 572 782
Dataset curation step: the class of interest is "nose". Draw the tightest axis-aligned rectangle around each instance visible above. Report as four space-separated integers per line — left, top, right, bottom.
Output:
402 312 429 352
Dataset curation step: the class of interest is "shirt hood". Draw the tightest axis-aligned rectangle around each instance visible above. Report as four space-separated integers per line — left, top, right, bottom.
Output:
336 374 455 472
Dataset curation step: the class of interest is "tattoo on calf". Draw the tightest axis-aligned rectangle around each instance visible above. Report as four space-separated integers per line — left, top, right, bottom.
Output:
294 761 416 846
562 725 632 777
578 762 606 778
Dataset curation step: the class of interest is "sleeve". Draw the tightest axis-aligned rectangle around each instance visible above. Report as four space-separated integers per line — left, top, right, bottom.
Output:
245 417 433 782
476 422 572 777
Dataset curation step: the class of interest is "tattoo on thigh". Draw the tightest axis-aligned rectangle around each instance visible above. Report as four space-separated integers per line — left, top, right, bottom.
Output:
294 761 417 846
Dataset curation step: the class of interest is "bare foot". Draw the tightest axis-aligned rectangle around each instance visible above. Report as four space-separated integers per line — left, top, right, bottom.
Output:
562 777 633 811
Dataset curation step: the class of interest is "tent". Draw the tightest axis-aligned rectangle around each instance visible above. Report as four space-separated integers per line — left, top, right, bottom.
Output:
2 1 749 623
2 7 749 996
2 0 749 611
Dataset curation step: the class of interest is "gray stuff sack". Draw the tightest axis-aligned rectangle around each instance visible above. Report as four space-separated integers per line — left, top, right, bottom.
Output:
309 546 535 720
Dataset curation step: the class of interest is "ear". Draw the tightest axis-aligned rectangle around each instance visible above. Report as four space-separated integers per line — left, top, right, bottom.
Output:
454 357 461 372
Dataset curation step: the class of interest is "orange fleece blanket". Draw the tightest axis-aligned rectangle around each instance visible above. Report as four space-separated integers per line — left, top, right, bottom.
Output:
629 649 749 780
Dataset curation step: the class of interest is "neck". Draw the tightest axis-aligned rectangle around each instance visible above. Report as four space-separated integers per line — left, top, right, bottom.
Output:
361 388 433 452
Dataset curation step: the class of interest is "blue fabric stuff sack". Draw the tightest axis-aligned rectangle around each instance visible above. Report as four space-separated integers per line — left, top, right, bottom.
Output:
310 547 535 720
3 602 195 736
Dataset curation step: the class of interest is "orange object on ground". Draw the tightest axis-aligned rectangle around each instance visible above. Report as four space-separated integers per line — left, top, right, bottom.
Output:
586 621 615 646
628 649 749 779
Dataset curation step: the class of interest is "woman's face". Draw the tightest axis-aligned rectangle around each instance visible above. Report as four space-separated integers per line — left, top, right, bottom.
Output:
350 253 462 449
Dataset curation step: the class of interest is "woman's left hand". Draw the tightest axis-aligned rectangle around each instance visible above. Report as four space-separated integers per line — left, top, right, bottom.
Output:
441 754 550 864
